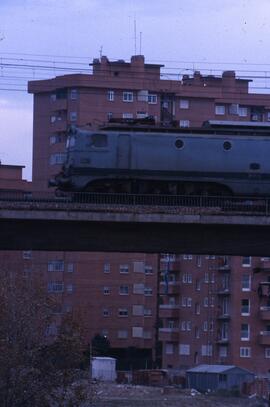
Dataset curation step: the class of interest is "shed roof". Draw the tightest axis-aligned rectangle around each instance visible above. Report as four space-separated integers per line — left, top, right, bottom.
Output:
186 364 252 374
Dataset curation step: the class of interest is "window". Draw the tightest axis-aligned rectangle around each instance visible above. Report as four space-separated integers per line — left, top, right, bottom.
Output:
118 330 128 339
187 297 192 307
179 344 190 355
179 120 190 128
119 285 129 295
181 321 186 331
241 299 250 315
215 105 225 115
133 305 144 316
180 99 189 109
70 89 78 100
144 287 153 296
239 106 248 117
103 286 110 295
48 260 64 272
119 264 129 273
144 308 152 317
203 321 208 331
195 327 200 339
107 112 113 120
137 111 148 118
148 94 157 104
265 348 270 358
211 273 215 283
50 115 57 123
122 113 133 119
196 255 202 267
50 134 63 144
183 273 192 283
103 263 110 273
204 297 209 307
132 326 143 338
201 344 212 356
107 90 114 101
165 343 174 354
22 250 32 259
103 308 109 317
187 321 191 331
182 296 187 307
118 308 128 317
47 281 64 293
66 284 73 293
195 303 200 315
143 331 152 339
242 257 251 267
50 153 66 165
219 346 228 357
204 272 209 283
267 112 270 121
70 111 77 121
133 283 144 294
123 91 133 102
240 347 251 358
183 254 192 260
195 279 201 291
144 265 153 274
229 103 239 115
241 323 250 341
50 94 57 102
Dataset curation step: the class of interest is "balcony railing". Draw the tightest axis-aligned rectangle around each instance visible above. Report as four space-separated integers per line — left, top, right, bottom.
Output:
260 306 270 320
259 331 270 345
158 328 179 342
159 304 179 319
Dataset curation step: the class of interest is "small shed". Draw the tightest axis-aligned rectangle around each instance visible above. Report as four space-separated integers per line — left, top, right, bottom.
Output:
186 364 254 393
91 357 117 382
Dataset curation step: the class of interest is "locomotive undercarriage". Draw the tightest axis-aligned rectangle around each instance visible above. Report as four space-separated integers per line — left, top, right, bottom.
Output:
84 178 232 196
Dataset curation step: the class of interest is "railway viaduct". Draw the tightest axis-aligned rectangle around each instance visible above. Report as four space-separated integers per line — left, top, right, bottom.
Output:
1 201 270 255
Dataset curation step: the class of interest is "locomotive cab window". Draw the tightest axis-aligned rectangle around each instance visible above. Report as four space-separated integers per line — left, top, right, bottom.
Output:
90 133 108 148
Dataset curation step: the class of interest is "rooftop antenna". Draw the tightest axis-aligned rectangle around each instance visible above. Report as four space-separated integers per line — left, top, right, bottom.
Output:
134 18 137 55
139 32 142 55
99 46 103 58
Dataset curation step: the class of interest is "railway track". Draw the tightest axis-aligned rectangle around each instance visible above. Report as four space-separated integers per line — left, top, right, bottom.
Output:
0 191 269 215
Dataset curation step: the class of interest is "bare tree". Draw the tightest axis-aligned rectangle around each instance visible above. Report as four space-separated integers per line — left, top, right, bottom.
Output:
0 269 90 407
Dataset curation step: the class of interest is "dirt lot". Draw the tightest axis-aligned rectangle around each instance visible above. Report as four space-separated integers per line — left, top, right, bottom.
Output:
91 382 269 407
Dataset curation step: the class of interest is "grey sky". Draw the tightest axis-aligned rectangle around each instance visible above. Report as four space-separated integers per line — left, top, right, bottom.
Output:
1 0 270 180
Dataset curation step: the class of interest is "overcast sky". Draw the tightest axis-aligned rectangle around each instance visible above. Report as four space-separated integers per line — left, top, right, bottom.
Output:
1 0 270 180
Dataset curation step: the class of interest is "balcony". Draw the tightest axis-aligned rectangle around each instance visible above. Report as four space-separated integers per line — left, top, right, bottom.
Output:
217 287 230 296
259 331 270 345
217 313 230 321
217 265 231 272
50 98 67 111
260 306 270 320
159 282 180 295
159 304 179 319
216 337 229 345
258 282 270 297
158 328 179 342
50 120 67 133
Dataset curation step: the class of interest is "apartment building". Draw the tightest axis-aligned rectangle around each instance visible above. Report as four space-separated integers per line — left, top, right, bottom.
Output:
24 54 270 373
159 254 270 375
28 54 270 191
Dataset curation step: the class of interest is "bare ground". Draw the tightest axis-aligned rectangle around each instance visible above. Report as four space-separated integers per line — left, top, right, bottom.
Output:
91 383 269 407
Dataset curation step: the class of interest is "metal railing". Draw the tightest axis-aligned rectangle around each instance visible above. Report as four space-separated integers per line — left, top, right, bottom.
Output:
0 190 270 215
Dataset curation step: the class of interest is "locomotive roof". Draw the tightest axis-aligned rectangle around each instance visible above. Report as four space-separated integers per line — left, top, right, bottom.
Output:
99 123 270 136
